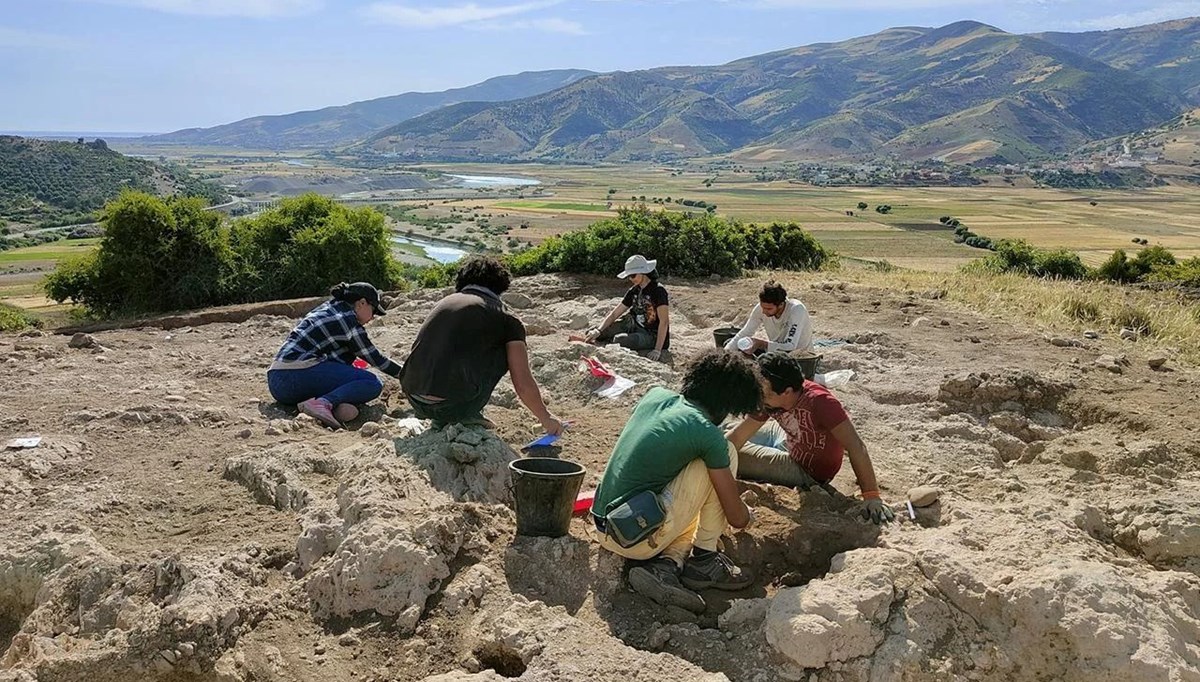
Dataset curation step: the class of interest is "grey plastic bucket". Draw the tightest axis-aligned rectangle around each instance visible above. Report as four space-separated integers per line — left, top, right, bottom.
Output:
509 457 586 537
793 352 823 380
713 326 740 348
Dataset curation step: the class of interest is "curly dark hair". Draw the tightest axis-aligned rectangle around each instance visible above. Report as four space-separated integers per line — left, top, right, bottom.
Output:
455 255 512 295
680 349 762 424
759 280 787 305
757 351 806 394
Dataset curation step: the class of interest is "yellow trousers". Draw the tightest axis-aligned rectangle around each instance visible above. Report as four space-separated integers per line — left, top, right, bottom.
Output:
596 442 739 566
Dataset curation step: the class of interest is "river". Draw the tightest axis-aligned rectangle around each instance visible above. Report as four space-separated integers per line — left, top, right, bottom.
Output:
447 174 541 188
392 235 468 264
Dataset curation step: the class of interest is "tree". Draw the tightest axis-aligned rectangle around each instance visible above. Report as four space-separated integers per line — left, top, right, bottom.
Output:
858 202 869 210
44 192 235 315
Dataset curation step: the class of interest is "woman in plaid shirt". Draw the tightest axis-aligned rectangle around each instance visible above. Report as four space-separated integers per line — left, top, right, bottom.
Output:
267 281 401 429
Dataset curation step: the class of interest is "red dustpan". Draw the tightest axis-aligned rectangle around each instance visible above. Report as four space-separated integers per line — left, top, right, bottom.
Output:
573 490 595 515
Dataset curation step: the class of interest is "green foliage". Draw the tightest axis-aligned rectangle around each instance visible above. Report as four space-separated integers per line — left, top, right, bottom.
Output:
968 239 1087 280
44 192 401 317
1096 245 1191 286
44 192 235 315
230 195 397 301
1145 257 1200 287
858 202 869 210
0 302 42 332
0 136 229 227
502 206 826 280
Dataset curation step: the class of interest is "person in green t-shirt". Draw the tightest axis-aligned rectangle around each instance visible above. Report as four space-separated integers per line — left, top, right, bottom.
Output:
593 349 763 613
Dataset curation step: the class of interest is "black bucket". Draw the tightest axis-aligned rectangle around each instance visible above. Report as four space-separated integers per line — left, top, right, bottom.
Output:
793 351 823 380
713 326 741 348
509 457 586 538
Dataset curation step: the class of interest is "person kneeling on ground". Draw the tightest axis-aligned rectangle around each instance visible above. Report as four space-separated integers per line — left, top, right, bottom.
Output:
584 254 670 362
592 349 760 613
724 279 813 356
267 281 400 430
726 352 895 524
400 255 566 434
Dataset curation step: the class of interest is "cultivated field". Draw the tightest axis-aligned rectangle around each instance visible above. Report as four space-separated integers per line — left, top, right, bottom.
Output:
399 163 1200 270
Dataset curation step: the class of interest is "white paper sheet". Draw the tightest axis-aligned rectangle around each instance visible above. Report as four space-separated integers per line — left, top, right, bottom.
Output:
595 375 635 399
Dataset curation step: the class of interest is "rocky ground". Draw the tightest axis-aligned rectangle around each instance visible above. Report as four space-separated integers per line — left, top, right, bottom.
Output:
0 272 1198 682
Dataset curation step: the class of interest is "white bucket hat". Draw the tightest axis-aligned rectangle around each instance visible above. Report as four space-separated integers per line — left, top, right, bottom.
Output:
617 254 657 278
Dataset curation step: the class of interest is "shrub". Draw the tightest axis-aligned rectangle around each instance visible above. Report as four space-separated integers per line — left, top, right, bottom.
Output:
1146 257 1200 287
501 206 826 280
0 302 42 332
967 239 1086 280
44 191 402 317
1096 250 1139 284
228 194 398 301
44 192 235 316
1033 249 1089 280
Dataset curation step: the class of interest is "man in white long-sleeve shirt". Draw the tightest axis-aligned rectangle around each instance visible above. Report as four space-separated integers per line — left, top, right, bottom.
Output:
724 280 813 356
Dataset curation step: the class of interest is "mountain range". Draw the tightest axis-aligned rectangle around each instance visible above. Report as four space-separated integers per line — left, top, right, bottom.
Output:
148 18 1200 164
142 69 594 149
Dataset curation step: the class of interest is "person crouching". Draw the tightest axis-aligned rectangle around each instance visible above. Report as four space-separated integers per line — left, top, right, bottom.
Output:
267 281 400 429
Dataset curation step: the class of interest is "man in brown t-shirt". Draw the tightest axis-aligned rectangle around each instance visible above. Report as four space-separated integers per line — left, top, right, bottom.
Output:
401 256 566 434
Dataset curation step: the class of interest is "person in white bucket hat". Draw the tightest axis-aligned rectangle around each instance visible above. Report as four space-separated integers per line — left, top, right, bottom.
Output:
584 254 671 361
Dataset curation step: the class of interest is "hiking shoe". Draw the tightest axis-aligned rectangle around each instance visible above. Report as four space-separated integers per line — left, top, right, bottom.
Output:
298 398 341 429
681 552 753 591
627 558 706 614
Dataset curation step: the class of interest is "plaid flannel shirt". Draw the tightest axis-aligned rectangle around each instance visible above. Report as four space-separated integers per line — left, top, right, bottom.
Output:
274 301 402 377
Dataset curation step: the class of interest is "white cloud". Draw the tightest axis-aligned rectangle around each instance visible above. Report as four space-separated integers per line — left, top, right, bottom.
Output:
0 26 76 49
484 17 587 33
1068 1 1200 30
80 0 322 18
361 1 560 28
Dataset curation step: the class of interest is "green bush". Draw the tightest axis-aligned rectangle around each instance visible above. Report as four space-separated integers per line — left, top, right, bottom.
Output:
967 239 1086 280
229 194 398 301
44 192 402 317
1096 249 1139 284
44 192 236 316
1032 249 1089 280
502 206 826 280
0 302 42 332
1146 257 1200 287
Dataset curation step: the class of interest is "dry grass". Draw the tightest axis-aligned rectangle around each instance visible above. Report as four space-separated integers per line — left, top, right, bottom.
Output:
820 266 1200 364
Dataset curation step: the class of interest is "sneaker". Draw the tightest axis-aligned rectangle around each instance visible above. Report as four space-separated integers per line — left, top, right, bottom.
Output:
627 558 706 613
298 398 341 430
681 552 753 591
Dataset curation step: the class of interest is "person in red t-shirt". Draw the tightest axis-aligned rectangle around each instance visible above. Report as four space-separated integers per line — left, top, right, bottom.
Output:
727 352 895 524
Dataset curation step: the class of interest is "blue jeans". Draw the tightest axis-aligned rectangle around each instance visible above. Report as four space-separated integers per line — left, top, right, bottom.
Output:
267 361 383 406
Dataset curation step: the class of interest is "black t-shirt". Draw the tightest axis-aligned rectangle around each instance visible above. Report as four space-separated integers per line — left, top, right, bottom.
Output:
621 281 670 347
400 288 526 401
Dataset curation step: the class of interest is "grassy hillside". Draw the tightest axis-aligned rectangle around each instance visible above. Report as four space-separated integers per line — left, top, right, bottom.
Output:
142 69 596 149
0 136 229 227
1037 18 1200 104
360 21 1183 164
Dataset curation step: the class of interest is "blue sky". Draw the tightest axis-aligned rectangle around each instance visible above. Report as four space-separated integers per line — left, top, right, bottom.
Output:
3 0 1197 132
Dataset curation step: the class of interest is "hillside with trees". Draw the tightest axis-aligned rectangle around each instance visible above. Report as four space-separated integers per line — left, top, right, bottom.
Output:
0 136 229 228
359 20 1186 164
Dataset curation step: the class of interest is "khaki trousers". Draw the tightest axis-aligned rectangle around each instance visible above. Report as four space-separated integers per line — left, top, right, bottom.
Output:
596 442 739 566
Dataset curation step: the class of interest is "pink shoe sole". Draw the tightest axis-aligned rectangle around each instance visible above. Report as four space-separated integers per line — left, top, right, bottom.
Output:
299 399 341 429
